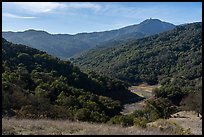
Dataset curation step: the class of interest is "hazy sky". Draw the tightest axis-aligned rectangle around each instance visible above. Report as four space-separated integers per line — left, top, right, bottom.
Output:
2 2 202 34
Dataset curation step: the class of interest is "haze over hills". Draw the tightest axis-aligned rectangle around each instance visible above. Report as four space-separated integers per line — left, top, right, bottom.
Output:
2 19 175 59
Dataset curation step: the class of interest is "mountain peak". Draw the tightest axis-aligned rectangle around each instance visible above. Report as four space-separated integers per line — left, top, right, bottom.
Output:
24 29 49 35
136 18 175 35
2 18 176 58
140 18 163 24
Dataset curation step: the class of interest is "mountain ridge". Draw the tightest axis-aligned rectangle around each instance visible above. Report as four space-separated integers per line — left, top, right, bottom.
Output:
73 22 202 92
2 19 176 59
3 19 174 35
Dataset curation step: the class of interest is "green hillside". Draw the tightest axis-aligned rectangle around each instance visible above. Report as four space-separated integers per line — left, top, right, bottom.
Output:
73 22 202 104
2 38 139 122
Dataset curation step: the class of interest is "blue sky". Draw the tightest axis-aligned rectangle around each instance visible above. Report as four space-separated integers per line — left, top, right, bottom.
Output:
2 2 202 34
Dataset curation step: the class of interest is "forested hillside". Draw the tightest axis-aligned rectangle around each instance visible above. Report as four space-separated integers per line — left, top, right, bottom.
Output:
2 23 202 134
73 22 202 105
2 38 139 122
2 19 175 59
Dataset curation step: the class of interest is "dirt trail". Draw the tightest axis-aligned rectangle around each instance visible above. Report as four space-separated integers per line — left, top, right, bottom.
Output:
121 84 160 115
168 111 202 135
121 85 202 135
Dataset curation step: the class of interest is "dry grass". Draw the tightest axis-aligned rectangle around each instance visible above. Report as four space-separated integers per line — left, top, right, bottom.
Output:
147 111 202 135
147 119 192 135
121 101 146 115
129 84 161 93
128 84 160 99
2 118 175 135
168 111 202 135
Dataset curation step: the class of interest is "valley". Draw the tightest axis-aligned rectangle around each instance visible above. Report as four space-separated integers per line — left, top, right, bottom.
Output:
2 17 202 135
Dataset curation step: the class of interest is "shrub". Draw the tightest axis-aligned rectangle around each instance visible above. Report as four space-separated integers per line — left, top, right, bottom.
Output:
108 115 134 127
133 117 148 128
146 98 178 119
74 108 91 121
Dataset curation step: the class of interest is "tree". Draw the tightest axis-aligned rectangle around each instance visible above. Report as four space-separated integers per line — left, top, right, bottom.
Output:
146 98 177 119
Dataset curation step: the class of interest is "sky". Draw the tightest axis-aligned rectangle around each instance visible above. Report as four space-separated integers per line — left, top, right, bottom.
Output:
2 2 202 34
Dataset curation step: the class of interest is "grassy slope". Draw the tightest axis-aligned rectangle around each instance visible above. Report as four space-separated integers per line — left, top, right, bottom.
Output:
2 118 174 135
3 114 200 135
